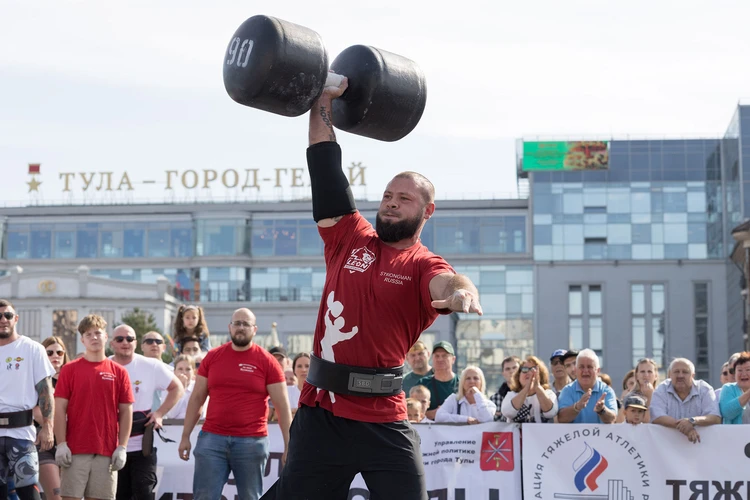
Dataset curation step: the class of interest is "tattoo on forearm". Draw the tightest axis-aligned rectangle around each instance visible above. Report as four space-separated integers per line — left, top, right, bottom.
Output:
319 105 336 141
36 377 53 419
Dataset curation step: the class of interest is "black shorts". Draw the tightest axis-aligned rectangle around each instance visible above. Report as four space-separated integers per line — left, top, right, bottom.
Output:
262 405 426 500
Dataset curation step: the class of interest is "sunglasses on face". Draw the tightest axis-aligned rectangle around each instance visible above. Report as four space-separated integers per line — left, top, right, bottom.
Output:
114 336 136 343
551 359 563 366
520 366 537 373
47 350 64 357
143 338 164 345
723 371 730 376
0 311 15 320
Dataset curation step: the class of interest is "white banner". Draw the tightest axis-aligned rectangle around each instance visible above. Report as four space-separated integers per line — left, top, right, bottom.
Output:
153 422 521 499
522 423 750 500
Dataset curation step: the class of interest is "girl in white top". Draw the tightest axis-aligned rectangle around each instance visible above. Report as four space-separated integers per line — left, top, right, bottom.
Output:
436 365 496 424
501 355 558 423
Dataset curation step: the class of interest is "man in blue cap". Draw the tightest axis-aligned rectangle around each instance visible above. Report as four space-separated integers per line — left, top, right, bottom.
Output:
550 349 572 397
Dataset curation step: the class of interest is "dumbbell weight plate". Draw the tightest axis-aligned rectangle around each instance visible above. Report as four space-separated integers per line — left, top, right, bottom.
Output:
223 15 329 117
330 45 427 142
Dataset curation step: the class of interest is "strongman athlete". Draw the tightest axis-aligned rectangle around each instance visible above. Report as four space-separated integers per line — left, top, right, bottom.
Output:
261 80 483 499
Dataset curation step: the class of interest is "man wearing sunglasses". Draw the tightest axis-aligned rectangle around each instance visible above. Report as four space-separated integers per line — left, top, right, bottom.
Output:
0 299 56 500
141 332 167 362
110 325 183 500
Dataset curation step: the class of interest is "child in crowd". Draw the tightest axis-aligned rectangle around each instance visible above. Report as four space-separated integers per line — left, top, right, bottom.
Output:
406 398 425 423
409 385 432 422
172 304 211 353
622 394 648 425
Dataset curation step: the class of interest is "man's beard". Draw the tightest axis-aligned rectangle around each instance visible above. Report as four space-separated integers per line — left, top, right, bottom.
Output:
376 211 423 243
231 334 251 347
0 329 11 339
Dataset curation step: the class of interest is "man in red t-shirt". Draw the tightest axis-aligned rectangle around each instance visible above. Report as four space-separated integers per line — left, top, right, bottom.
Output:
54 314 134 500
178 308 290 500
261 80 483 500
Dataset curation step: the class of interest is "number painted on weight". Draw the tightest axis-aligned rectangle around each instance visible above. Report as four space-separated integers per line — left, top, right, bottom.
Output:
226 37 254 68
226 37 240 65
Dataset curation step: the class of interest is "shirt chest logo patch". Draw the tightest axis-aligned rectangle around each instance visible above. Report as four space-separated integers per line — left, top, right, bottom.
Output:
100 372 115 382
344 247 376 274
380 271 412 286
6 356 23 371
134 380 142 393
239 363 256 373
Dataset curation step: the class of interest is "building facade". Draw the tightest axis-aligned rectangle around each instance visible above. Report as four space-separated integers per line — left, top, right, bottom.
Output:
5 104 750 390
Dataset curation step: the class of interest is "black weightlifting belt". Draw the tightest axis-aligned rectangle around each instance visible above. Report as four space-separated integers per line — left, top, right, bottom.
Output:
0 409 33 428
307 353 403 397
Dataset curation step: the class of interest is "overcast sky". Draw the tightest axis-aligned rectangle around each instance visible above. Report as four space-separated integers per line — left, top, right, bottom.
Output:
2 1 750 207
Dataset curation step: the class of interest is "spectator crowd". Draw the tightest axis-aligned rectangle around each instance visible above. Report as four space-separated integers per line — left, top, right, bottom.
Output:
1 296 746 499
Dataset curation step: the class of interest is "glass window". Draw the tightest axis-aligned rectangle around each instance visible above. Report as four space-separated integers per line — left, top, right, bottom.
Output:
199 219 245 256
631 284 645 314
171 227 193 257
688 244 707 259
687 223 706 244
631 224 651 244
147 229 170 258
632 317 646 367
274 224 298 256
420 219 434 250
54 231 75 259
651 285 665 314
663 224 688 244
299 223 323 256
569 318 583 350
100 225 123 258
589 317 603 350
664 244 688 259
569 286 582 315
563 225 583 245
563 193 583 214
687 192 706 212
76 224 98 258
534 245 552 260
30 229 52 259
534 225 552 245
608 224 632 244
630 192 651 213
251 221 274 257
123 229 144 257
435 223 459 254
607 191 631 213
7 230 29 259
663 192 687 212
589 286 602 315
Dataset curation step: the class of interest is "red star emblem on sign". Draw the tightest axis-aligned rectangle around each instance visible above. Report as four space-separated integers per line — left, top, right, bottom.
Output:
480 432 514 471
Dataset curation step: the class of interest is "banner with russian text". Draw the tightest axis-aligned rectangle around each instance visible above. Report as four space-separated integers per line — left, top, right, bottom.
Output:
154 422 521 499
522 423 750 500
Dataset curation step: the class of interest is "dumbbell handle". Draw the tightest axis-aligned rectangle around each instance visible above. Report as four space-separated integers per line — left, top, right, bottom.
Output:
325 72 345 88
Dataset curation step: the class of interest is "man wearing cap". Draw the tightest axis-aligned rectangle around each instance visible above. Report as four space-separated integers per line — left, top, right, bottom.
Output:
402 341 433 397
562 350 579 381
415 341 458 421
269 346 290 371
550 350 572 397
622 394 648 425
489 356 520 421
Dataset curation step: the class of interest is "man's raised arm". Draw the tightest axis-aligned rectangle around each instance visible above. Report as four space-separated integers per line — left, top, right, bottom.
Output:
307 77 357 228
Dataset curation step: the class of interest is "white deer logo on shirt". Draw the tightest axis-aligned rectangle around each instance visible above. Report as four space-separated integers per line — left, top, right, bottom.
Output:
318 291 359 403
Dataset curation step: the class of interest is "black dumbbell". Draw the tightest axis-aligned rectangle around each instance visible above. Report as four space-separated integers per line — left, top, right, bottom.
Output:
223 15 426 142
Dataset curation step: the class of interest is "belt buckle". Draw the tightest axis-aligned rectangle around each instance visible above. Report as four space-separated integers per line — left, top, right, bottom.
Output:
348 373 403 394
0 417 8 426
